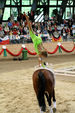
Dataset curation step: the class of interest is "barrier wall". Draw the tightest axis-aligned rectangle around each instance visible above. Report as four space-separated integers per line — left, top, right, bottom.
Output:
0 41 75 59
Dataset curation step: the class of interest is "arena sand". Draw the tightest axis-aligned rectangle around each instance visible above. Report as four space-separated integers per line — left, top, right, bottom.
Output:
0 55 75 113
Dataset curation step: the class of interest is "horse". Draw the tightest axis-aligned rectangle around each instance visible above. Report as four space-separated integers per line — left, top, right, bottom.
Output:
32 68 56 113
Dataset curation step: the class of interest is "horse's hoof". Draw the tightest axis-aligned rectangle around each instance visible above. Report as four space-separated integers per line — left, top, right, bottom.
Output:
13 58 18 60
18 57 23 61
41 106 46 112
53 108 56 113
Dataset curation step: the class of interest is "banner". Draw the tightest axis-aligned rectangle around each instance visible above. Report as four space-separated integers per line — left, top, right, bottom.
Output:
0 36 10 45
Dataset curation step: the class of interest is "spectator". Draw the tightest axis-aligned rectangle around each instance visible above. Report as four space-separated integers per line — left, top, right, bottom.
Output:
44 13 49 22
40 22 44 32
17 14 21 22
42 27 48 41
9 29 13 43
0 23 4 38
19 25 23 35
72 23 75 41
23 12 26 21
0 23 3 31
8 20 12 29
67 31 72 41
37 26 41 34
30 10 34 22
23 26 28 35
48 25 52 36
12 20 19 29
4 23 9 35
61 27 67 41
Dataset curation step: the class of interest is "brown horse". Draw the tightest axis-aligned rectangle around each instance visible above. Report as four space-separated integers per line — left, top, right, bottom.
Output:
32 68 56 113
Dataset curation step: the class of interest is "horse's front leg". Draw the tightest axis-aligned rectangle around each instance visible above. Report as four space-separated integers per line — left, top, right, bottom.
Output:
53 88 56 113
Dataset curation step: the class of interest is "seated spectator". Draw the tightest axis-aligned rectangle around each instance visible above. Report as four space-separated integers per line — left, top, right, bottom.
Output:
44 21 48 28
40 22 44 32
23 12 26 21
48 25 52 36
70 27 73 36
13 28 20 35
12 28 18 35
44 13 49 22
20 19 24 26
17 14 21 22
10 14 14 22
8 20 12 29
20 32 26 44
12 28 20 44
51 25 55 33
67 31 72 41
0 23 4 38
12 20 19 29
72 23 75 34
26 32 32 43
23 26 28 35
4 23 9 35
9 29 13 43
54 24 57 31
42 27 48 41
57 25 62 35
47 20 51 26
0 23 3 31
72 23 75 42
68 19 72 28
37 26 41 34
43 27 48 34
19 25 23 35
61 27 67 41
15 35 20 44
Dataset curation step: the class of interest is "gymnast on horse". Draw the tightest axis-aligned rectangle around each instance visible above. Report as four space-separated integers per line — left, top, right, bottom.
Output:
32 68 56 113
24 13 48 66
25 13 56 113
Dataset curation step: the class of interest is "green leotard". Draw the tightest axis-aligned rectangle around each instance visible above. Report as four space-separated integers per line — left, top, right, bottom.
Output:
30 30 42 54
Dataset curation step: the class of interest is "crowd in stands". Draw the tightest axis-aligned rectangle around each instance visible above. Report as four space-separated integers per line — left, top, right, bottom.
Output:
0 12 75 44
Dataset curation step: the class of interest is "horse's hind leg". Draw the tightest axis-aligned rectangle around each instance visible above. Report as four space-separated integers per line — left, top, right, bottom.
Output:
40 108 44 113
53 89 56 112
45 93 53 113
37 93 46 112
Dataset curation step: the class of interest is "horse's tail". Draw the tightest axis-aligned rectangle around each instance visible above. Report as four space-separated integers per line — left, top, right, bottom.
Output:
37 71 46 112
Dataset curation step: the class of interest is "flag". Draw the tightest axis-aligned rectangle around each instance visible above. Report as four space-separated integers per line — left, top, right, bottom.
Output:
0 36 10 45
52 35 62 42
52 32 62 42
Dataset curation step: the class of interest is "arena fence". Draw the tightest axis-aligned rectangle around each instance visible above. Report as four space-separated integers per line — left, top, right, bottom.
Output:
0 42 75 58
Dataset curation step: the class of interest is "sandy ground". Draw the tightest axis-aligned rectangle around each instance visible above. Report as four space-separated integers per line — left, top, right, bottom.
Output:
0 54 75 113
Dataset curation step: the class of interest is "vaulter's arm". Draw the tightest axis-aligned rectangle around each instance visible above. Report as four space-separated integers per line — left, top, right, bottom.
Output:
24 13 33 32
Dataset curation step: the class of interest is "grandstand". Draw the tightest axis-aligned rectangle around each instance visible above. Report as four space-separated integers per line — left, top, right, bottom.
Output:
0 0 75 45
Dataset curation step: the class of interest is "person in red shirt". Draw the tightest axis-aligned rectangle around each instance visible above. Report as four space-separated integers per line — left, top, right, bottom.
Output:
13 28 18 35
12 21 19 28
0 24 3 31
